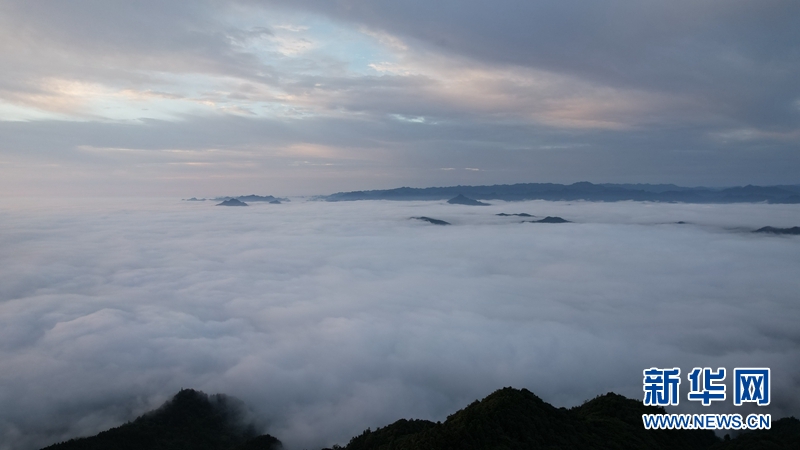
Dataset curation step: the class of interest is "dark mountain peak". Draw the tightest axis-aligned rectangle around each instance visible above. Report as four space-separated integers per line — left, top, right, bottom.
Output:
526 216 571 223
156 388 230 418
753 226 800 235
330 387 729 450
217 199 248 206
447 194 490 206
41 389 280 450
170 387 210 406
497 213 533 217
212 195 289 203
340 419 436 450
442 387 560 427
440 386 568 438
572 392 665 423
411 216 450 225
239 194 272 199
236 195 282 202
465 386 548 410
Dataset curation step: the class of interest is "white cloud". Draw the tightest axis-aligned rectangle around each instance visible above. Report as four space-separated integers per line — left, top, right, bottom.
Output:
1 198 799 449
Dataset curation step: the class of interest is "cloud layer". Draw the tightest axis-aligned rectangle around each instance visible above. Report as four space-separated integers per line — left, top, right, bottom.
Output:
1 198 798 449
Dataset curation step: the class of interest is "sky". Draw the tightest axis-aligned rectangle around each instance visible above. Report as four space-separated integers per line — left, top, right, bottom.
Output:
1 0 799 197
1 198 799 449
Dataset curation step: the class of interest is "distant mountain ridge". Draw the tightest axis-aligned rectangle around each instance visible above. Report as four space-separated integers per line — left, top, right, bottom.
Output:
322 182 800 203
753 226 800 235
217 199 248 206
447 194 490 206
215 195 289 203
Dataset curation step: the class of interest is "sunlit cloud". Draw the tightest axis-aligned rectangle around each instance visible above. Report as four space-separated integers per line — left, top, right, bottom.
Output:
359 27 409 52
0 78 109 117
0 2 696 131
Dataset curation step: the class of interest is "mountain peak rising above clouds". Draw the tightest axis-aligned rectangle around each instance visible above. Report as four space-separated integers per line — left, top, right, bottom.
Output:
40 389 280 450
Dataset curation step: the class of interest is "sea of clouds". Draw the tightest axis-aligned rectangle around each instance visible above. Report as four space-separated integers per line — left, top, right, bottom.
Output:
1 198 799 449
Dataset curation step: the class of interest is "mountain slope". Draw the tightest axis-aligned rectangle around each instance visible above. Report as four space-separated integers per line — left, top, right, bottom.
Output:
330 388 790 450
41 389 280 450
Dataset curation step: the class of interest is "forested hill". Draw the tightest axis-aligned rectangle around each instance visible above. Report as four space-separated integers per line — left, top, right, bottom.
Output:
322 182 800 203
40 389 281 450
38 387 799 450
327 388 799 450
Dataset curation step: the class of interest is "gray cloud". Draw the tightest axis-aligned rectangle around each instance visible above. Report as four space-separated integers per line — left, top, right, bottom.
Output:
2 115 798 200
258 0 800 129
0 1 257 77
1 1 798 195
1 199 799 449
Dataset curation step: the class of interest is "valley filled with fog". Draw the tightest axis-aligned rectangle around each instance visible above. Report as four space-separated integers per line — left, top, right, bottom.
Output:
1 198 798 450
